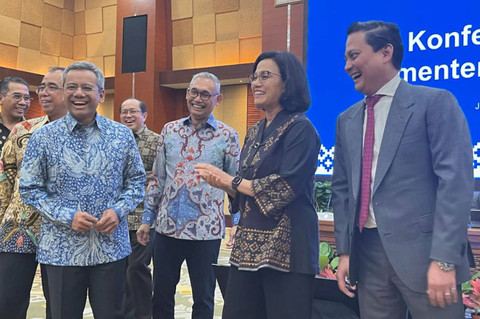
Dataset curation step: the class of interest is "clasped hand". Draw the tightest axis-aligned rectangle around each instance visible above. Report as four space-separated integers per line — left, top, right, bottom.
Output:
72 209 119 234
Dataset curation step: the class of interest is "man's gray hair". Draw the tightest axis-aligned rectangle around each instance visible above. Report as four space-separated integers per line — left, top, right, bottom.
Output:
63 61 105 90
48 66 65 73
189 72 220 94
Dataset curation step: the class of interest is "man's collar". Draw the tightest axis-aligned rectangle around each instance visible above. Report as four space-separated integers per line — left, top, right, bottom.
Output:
0 113 26 126
182 114 218 130
133 126 146 136
65 112 101 132
367 73 401 98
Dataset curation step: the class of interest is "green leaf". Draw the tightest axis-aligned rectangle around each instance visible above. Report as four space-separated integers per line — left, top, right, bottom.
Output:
463 281 472 293
330 256 339 271
319 242 333 259
314 181 333 212
319 255 329 270
26 229 38 247
462 271 480 293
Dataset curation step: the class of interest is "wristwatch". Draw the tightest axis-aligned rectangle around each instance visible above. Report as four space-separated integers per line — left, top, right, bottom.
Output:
231 176 243 191
434 260 455 271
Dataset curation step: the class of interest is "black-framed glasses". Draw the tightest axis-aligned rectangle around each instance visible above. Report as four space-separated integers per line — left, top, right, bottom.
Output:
3 93 33 102
187 88 219 101
120 109 142 115
36 84 62 94
248 70 281 83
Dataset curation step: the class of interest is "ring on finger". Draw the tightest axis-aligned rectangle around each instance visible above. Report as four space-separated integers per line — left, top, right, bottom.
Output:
444 292 451 296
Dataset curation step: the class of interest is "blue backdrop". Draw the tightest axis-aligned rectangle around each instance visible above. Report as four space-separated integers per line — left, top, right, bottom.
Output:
306 1 480 177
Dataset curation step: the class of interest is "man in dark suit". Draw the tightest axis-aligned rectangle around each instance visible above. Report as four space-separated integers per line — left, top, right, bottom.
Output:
332 20 473 318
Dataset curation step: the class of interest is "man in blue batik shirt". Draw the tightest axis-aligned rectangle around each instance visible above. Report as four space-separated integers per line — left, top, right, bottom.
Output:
19 61 146 319
137 72 240 319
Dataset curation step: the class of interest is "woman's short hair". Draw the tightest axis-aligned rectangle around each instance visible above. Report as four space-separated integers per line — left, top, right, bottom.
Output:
252 51 311 112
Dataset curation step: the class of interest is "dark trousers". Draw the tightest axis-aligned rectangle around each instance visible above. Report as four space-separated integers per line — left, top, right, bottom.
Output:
125 229 155 319
152 233 221 319
357 228 463 319
222 265 315 319
0 252 52 319
45 258 127 319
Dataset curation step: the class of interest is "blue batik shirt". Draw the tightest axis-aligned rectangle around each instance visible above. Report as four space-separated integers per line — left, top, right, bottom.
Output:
142 114 240 240
19 113 146 266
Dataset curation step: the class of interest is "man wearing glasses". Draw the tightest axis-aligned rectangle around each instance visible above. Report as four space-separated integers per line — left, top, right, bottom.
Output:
19 62 145 319
0 77 31 151
119 98 160 319
0 67 67 319
137 72 240 319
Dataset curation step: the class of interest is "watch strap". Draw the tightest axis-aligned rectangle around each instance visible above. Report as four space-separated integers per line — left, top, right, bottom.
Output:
434 260 455 271
232 176 242 191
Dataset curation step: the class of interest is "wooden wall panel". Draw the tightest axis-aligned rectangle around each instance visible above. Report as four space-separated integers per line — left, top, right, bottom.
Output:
62 9 75 35
0 0 116 77
262 0 304 62
19 23 41 51
43 4 63 31
193 0 215 15
0 16 21 46
0 0 21 19
172 0 264 70
115 0 178 132
171 0 193 20
0 44 18 69
21 0 44 26
246 85 264 129
216 12 239 41
25 94 44 120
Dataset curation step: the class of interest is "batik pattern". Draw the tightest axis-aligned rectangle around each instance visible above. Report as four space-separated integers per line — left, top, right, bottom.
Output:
128 126 160 230
0 116 48 253
230 110 321 274
19 113 145 266
143 115 240 240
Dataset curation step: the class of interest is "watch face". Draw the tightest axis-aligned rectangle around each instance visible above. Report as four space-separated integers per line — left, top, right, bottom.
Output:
232 176 242 185
232 176 242 190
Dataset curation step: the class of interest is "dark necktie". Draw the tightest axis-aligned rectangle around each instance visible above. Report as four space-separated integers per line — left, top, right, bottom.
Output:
359 95 383 232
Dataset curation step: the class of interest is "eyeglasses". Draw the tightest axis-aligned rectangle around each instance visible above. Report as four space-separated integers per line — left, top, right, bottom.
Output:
3 93 33 102
187 88 219 101
65 84 100 94
248 70 281 83
36 84 62 94
120 109 142 115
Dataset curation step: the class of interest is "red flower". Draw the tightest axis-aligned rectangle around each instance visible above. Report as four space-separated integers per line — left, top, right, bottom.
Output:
16 235 24 249
319 264 336 279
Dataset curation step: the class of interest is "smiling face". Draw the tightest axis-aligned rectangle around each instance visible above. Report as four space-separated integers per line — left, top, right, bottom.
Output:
185 76 222 126
39 70 66 121
120 99 146 133
63 69 104 126
344 31 392 96
250 58 284 112
0 82 30 121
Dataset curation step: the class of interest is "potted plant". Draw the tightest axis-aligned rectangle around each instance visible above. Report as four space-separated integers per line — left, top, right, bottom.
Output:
463 272 480 318
314 180 332 213
316 242 361 316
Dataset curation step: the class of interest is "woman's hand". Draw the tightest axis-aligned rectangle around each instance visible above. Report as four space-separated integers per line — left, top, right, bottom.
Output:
226 225 237 249
195 163 232 191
